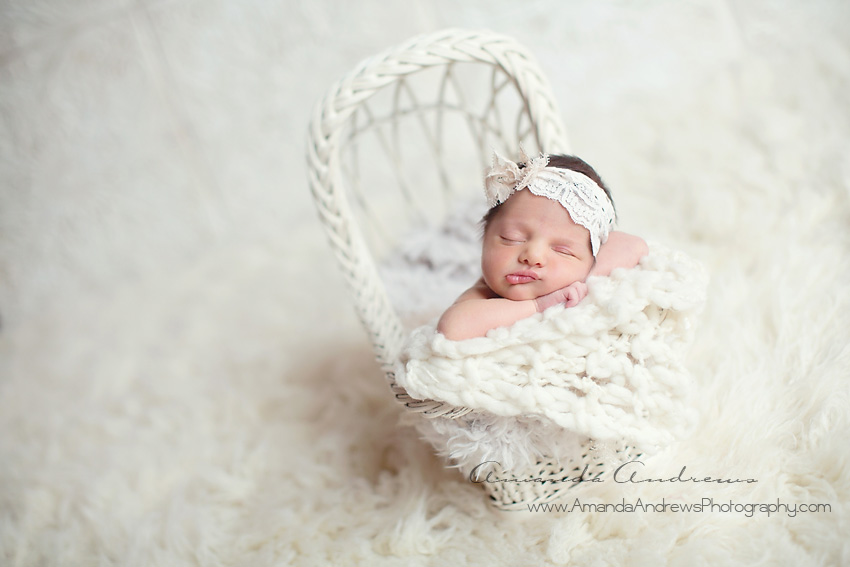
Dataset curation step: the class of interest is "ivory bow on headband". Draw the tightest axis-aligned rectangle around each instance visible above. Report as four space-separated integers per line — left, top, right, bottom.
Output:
483 149 616 256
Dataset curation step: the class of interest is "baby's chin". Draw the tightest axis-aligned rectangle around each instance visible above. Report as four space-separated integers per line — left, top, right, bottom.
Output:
500 291 533 302
484 276 562 301
500 285 558 302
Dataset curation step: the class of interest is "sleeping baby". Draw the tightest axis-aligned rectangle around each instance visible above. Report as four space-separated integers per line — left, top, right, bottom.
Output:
437 149 648 340
396 150 707 509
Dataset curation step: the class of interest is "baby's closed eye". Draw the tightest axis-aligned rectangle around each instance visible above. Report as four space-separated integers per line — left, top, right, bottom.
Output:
500 234 525 244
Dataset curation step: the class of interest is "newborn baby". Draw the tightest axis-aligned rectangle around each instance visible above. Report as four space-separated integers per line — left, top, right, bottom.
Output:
437 150 647 340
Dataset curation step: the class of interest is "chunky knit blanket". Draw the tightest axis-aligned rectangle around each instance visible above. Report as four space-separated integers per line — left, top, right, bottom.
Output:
395 242 708 463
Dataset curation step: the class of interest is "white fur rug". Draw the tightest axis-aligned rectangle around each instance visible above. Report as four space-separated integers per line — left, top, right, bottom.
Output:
2 2 849 565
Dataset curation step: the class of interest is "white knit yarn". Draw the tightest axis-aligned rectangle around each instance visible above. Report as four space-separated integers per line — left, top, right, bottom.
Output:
395 242 708 466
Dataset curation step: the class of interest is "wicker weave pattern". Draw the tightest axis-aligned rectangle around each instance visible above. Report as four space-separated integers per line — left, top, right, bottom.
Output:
306 29 568 418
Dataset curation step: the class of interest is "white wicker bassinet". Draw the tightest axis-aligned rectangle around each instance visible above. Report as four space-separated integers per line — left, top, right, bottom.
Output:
306 29 638 510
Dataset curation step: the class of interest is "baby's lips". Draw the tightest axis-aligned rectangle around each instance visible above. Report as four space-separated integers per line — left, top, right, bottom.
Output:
506 271 539 284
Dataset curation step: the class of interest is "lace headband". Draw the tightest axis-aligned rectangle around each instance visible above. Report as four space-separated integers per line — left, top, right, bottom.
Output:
484 149 616 256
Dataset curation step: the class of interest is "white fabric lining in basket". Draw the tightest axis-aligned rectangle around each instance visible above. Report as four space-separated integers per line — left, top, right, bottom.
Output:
380 198 487 329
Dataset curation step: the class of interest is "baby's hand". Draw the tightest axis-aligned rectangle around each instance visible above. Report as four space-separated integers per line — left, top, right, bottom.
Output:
534 282 589 312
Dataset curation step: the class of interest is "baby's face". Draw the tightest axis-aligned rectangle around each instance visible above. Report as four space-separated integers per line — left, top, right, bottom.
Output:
481 189 595 301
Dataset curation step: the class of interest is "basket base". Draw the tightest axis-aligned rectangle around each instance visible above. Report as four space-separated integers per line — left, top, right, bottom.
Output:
468 445 641 512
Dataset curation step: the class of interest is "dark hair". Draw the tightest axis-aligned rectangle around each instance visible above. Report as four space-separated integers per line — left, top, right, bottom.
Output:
481 153 616 231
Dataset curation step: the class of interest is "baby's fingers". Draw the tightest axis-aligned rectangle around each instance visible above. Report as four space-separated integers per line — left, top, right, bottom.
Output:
564 282 588 308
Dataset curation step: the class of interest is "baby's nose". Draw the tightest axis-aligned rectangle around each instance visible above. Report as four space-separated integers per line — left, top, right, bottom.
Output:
520 243 545 266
